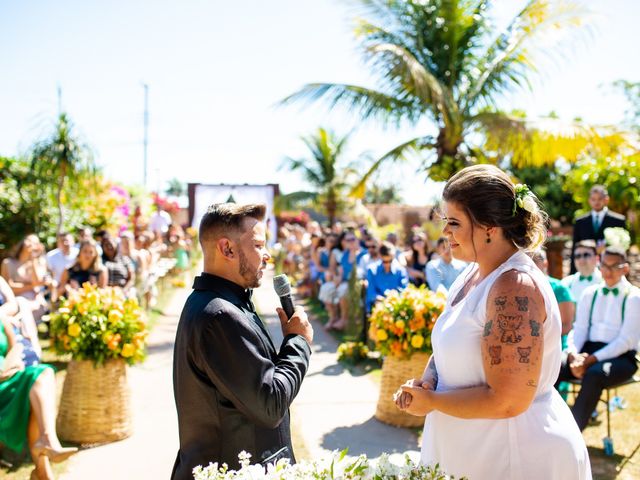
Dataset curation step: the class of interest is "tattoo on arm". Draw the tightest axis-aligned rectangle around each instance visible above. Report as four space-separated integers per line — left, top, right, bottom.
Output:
497 314 523 344
483 320 493 337
515 296 529 312
489 346 502 365
529 320 540 337
517 347 531 363
494 296 507 311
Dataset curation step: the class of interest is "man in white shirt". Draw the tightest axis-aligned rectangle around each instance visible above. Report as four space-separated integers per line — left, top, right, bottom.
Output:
425 237 466 292
557 246 640 430
150 205 173 235
46 232 78 284
561 240 602 307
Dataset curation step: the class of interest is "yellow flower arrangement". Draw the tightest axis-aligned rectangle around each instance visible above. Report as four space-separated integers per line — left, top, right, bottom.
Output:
48 283 148 366
336 341 370 364
368 284 446 358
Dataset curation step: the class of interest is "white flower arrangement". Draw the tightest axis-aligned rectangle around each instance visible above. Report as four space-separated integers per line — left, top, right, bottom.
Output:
604 227 631 251
193 450 463 480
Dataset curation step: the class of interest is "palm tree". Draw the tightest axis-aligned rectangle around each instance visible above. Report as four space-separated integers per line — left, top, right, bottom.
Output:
280 128 360 226
31 113 95 233
281 0 600 187
166 178 186 197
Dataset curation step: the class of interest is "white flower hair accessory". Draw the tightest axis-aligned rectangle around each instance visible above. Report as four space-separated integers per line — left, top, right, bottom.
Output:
513 183 537 216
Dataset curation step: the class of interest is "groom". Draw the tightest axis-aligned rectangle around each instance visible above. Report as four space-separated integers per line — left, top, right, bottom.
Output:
171 203 313 480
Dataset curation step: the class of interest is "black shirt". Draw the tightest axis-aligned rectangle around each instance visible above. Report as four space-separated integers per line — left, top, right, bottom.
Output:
171 273 311 479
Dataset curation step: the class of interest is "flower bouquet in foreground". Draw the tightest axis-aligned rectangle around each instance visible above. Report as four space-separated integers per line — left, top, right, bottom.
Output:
47 283 148 444
367 285 446 427
48 282 148 365
194 450 463 480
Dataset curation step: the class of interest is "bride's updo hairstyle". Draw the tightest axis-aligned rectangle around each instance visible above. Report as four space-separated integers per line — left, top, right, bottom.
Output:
442 164 548 251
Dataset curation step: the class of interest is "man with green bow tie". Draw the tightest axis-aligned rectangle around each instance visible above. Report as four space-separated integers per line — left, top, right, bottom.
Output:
556 246 640 431
562 240 602 309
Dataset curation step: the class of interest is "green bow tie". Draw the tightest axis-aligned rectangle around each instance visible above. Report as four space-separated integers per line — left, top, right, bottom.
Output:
579 275 592 282
603 287 619 296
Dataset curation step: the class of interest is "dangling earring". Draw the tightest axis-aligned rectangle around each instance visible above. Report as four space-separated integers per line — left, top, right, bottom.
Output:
486 231 491 244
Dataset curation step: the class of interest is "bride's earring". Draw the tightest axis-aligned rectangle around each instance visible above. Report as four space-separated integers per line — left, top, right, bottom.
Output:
486 231 491 244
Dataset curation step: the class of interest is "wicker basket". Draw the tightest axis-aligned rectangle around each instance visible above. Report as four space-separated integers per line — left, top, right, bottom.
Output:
57 359 132 444
375 352 429 428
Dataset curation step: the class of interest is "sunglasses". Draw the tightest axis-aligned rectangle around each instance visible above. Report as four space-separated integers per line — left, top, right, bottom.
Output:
345 238 356 242
366 245 377 250
574 252 595 260
599 262 627 272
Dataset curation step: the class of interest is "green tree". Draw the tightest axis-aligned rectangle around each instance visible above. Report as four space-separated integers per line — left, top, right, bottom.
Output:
30 112 95 234
282 0 598 186
280 128 360 226
364 181 403 204
166 178 186 197
509 164 579 226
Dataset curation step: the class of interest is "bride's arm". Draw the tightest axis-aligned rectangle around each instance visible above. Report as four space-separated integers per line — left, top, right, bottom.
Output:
402 270 545 419
421 355 438 390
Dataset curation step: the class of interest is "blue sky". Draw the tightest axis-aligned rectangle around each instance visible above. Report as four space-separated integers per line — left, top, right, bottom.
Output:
1 0 639 205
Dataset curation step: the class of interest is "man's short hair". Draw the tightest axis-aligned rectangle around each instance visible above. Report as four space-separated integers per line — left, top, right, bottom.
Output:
57 231 72 238
436 237 449 248
603 246 627 263
590 185 608 197
199 203 266 246
379 241 396 258
574 240 597 255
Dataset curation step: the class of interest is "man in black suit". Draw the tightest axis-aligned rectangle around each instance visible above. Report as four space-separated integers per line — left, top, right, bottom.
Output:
571 185 626 273
171 203 313 479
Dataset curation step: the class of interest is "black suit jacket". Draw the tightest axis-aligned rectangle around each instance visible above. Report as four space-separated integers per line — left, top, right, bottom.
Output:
171 273 311 480
571 209 626 272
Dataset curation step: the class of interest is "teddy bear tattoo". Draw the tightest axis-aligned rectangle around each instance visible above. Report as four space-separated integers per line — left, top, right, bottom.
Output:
497 314 523 344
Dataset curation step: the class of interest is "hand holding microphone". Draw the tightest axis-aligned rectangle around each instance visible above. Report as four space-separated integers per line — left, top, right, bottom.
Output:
273 274 313 345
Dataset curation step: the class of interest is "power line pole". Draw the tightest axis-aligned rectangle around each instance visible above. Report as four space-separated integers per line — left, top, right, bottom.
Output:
143 83 149 189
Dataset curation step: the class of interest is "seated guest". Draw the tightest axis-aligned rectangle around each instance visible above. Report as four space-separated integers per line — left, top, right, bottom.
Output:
101 236 135 294
403 233 429 287
76 226 102 256
0 276 77 479
46 232 78 287
562 240 602 306
357 238 380 279
58 239 107 295
366 243 408 313
1 234 50 322
556 246 640 431
425 237 466 292
318 231 361 331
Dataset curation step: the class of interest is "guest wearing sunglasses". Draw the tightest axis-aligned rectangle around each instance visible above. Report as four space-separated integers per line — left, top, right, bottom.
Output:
356 239 380 279
557 246 640 431
561 240 602 306
365 243 408 313
403 233 430 287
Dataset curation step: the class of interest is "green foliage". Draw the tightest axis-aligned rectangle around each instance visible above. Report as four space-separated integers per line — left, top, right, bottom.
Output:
564 154 640 235
283 0 591 184
0 156 60 255
613 79 640 130
509 164 580 225
346 266 364 335
280 128 362 225
30 112 96 233
166 177 186 197
364 181 403 204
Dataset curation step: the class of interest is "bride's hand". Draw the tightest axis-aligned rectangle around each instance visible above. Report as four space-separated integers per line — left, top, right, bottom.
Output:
400 380 434 416
394 378 430 411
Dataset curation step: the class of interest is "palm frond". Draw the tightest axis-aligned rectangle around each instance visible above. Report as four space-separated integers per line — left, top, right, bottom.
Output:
349 135 434 198
279 83 422 126
470 111 630 167
464 0 588 111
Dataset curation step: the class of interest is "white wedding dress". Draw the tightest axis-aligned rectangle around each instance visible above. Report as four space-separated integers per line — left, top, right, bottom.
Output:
421 251 591 480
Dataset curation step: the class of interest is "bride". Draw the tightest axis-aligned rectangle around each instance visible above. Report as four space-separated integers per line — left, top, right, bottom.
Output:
395 165 591 480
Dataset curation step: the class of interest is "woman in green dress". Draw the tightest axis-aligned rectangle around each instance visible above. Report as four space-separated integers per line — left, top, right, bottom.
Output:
0 276 76 479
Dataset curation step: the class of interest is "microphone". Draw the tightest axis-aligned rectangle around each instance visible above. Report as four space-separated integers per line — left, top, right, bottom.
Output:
273 274 295 319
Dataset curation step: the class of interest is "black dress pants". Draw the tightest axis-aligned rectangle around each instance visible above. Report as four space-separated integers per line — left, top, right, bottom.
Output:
556 341 637 431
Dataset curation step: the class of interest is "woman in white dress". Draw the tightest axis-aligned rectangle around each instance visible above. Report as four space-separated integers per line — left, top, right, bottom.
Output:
395 165 591 480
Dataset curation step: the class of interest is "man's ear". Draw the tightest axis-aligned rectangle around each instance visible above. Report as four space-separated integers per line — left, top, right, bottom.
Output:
217 238 234 259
